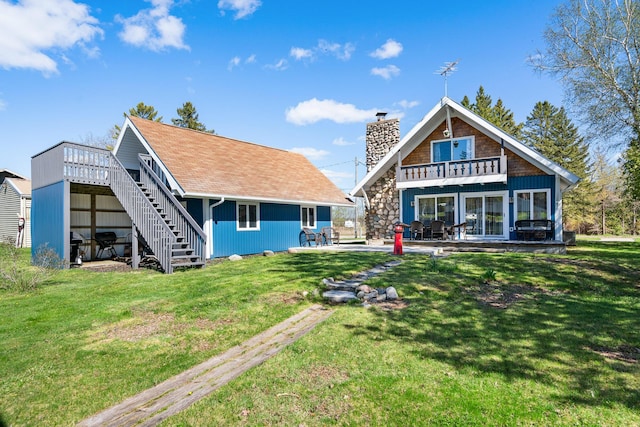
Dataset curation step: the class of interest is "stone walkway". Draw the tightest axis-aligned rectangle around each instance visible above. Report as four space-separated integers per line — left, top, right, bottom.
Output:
78 260 407 426
77 305 333 427
322 260 403 303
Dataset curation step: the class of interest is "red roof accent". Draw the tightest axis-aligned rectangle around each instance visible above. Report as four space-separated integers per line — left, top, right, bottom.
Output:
128 116 351 205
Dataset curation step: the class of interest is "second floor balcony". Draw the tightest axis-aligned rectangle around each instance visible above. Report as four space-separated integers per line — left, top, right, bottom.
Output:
396 155 507 188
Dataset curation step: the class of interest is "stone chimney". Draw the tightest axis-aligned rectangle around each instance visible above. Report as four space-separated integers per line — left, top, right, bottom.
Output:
366 113 400 172
364 113 401 242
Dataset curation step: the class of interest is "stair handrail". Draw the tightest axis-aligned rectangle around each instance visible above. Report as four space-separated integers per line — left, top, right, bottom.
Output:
108 153 176 273
138 154 206 263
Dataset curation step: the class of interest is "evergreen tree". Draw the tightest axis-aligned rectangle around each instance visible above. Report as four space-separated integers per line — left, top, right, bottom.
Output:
469 86 494 122
171 102 214 133
460 95 472 109
492 99 523 138
127 102 163 122
461 86 522 138
523 101 595 232
112 102 163 140
623 137 640 201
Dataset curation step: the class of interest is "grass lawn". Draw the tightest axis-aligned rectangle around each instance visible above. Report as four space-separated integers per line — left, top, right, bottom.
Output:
1 241 639 426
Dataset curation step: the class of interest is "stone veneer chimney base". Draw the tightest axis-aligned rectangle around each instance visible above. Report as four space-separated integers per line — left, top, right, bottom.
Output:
364 118 400 242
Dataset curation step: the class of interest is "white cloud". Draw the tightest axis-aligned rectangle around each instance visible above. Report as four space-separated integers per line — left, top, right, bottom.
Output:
333 137 355 146
371 64 400 80
370 39 403 59
290 47 313 61
396 99 420 109
265 58 288 71
229 54 257 70
228 56 241 70
286 98 378 125
117 0 188 52
0 98 6 111
0 0 103 75
320 169 352 187
289 147 330 160
218 0 261 19
318 39 355 61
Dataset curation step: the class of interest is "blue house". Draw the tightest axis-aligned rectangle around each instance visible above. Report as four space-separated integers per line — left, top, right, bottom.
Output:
31 116 351 272
351 97 580 242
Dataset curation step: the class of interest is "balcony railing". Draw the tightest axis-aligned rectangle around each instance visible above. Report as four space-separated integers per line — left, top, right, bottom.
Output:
63 144 111 185
397 155 507 188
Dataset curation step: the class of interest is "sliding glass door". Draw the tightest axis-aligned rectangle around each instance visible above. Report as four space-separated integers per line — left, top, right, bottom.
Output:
462 192 507 238
416 195 456 226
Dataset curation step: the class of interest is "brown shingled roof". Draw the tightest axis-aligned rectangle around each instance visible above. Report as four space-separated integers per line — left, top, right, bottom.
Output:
128 116 352 206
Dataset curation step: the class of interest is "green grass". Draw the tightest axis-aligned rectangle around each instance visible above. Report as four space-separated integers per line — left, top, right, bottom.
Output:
1 241 639 426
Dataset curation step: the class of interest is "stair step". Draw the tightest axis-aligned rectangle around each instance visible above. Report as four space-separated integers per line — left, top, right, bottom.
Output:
171 261 205 269
171 254 200 261
172 247 194 254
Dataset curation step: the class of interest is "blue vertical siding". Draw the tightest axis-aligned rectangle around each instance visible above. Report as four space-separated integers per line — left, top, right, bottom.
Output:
316 206 331 231
210 200 330 257
186 198 204 227
401 175 557 239
31 181 65 261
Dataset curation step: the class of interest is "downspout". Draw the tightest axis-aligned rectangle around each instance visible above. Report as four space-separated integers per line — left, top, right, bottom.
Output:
208 197 225 258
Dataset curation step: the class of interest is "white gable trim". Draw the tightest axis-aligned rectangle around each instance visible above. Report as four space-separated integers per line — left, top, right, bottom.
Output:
4 178 31 198
113 117 186 197
350 97 580 196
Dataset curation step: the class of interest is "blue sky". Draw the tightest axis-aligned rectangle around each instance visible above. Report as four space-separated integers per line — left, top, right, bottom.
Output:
0 0 566 192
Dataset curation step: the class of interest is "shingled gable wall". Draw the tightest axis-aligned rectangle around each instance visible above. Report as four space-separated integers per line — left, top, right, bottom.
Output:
365 117 400 241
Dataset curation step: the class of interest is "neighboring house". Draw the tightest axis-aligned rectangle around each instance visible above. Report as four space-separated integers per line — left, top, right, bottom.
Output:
351 97 580 242
31 116 351 272
0 175 32 247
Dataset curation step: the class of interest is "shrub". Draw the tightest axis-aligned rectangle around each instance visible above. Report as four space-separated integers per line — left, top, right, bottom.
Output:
0 241 64 292
481 268 497 283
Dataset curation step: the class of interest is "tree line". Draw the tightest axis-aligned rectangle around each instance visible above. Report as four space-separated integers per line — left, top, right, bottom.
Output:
462 86 637 235
111 101 214 141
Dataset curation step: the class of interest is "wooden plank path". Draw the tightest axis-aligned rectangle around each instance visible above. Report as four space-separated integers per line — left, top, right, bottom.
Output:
78 304 333 427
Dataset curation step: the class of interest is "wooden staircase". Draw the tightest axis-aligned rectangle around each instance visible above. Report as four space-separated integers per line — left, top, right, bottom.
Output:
108 152 206 274
136 182 205 270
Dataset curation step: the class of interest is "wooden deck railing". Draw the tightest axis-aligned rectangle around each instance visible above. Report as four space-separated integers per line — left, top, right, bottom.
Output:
108 154 177 273
138 154 206 264
397 155 507 185
62 143 111 185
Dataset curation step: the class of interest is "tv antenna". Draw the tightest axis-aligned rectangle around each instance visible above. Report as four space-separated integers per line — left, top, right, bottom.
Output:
435 60 459 98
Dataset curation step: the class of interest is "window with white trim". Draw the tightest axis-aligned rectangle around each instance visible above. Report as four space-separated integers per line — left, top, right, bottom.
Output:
432 136 474 162
514 189 550 221
237 202 259 230
301 206 316 228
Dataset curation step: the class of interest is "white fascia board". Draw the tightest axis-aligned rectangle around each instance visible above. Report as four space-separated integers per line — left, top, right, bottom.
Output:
114 117 186 197
350 96 580 196
4 178 26 196
349 101 444 196
396 174 508 189
443 98 580 188
182 192 354 207
111 117 129 154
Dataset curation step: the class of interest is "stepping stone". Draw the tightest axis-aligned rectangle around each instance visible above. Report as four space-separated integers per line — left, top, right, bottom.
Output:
323 290 358 303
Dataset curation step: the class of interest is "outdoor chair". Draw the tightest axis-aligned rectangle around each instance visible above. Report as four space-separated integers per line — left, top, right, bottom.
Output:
451 222 468 240
410 220 425 240
321 226 340 245
430 220 447 240
95 231 118 259
299 228 321 246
